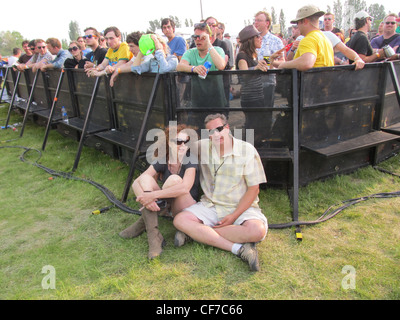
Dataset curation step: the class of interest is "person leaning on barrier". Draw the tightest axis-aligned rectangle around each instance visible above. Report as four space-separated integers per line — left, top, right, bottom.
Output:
109 34 178 86
64 41 89 69
173 114 268 272
36 38 71 72
86 26 132 77
204 17 230 70
18 40 34 65
346 11 385 64
83 27 108 69
109 31 151 86
120 124 200 260
371 13 400 62
17 39 54 72
177 23 226 76
273 5 334 71
286 29 365 70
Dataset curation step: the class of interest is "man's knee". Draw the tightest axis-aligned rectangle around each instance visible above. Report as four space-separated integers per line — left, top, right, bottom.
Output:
244 220 267 242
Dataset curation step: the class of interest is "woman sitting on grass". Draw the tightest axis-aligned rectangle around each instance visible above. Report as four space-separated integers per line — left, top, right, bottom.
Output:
119 124 199 259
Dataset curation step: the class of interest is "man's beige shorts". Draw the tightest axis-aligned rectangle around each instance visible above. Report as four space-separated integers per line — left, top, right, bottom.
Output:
185 202 268 239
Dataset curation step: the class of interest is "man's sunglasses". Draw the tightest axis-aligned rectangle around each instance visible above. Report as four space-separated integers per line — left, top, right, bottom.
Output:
83 34 97 39
192 35 203 40
208 124 226 135
68 46 79 52
37 46 46 49
385 21 396 25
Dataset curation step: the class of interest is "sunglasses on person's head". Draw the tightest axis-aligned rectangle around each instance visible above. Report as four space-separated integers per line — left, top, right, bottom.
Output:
208 124 226 135
385 21 396 25
68 46 79 52
83 34 97 39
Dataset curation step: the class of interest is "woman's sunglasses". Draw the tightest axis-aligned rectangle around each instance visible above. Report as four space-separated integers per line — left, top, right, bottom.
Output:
68 46 79 52
176 138 190 145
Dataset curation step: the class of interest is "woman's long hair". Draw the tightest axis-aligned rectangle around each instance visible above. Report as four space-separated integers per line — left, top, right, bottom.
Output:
239 36 258 60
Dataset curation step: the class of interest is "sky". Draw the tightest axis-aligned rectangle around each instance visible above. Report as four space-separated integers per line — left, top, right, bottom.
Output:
1 0 399 42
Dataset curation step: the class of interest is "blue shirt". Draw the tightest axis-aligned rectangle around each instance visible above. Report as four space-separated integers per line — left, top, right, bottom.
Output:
131 50 178 74
168 36 187 57
257 32 284 60
50 49 71 69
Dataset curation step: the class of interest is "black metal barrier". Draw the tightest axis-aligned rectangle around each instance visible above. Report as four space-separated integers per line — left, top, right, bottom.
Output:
1 62 400 224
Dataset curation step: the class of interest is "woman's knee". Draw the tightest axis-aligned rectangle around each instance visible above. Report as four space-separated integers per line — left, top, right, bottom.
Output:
162 174 183 189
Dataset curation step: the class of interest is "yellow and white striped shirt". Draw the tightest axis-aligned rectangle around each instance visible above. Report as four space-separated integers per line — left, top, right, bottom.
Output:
198 137 267 219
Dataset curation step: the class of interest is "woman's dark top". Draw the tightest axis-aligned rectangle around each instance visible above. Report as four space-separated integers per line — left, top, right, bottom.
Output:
152 154 200 201
64 57 88 69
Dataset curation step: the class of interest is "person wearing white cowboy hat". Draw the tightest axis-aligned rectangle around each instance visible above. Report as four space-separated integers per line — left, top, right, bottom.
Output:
272 4 334 71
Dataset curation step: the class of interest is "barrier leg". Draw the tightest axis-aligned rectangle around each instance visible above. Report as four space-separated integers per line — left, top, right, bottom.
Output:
4 71 21 129
42 70 65 151
121 74 161 202
72 76 100 172
0 67 9 104
19 70 40 137
388 62 400 107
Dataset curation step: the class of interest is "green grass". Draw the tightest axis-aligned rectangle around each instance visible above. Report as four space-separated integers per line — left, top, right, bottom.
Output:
0 103 400 300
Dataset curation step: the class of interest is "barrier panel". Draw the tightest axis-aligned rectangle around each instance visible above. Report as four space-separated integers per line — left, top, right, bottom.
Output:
2 62 400 224
171 69 299 220
299 63 400 185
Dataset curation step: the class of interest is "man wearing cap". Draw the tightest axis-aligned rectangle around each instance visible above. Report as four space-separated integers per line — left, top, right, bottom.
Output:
277 5 334 71
346 11 385 63
370 13 400 61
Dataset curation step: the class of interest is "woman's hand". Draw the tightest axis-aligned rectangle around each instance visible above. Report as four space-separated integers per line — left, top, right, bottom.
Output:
255 59 268 72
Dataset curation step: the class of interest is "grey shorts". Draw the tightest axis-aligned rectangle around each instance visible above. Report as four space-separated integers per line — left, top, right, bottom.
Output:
185 202 268 238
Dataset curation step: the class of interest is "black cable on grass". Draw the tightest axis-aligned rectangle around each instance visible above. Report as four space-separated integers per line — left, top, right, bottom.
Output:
1 145 400 228
0 145 140 215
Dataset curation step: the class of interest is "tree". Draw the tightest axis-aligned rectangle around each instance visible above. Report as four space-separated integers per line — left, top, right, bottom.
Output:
279 9 287 38
333 0 343 30
0 30 24 56
368 3 387 29
271 7 277 25
69 21 81 42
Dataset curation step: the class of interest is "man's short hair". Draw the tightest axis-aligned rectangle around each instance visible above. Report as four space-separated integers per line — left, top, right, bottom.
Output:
384 13 398 22
84 27 101 39
13 48 21 55
161 18 175 29
325 12 335 19
255 11 272 30
194 22 213 36
104 26 121 37
126 31 142 45
46 38 61 48
35 39 46 46
204 113 228 126
22 40 29 46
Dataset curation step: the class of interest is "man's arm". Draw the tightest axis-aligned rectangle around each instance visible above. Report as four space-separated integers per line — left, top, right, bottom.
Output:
277 52 316 71
214 184 260 228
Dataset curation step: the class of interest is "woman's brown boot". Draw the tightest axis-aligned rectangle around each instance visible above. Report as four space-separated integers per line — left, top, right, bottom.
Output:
142 208 166 259
119 216 146 239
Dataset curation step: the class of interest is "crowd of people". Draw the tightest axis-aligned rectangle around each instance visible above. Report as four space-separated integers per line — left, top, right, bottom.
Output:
1 4 400 272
